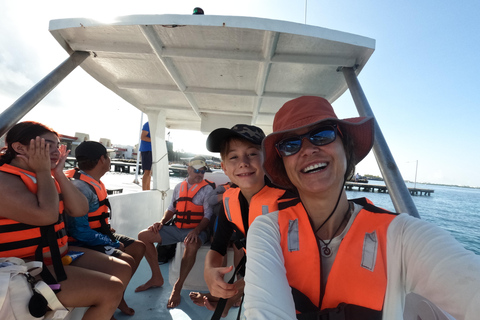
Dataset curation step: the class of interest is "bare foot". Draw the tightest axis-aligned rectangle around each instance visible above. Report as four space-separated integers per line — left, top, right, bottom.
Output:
204 295 217 311
189 292 206 306
118 298 135 316
189 292 219 307
167 288 181 308
135 277 164 292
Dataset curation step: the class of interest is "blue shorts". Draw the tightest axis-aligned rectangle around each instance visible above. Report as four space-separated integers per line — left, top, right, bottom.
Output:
76 233 135 257
159 225 208 246
141 151 152 171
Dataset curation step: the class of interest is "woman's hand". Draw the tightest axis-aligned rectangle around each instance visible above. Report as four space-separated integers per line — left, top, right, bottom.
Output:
204 265 238 299
52 144 70 177
17 137 51 174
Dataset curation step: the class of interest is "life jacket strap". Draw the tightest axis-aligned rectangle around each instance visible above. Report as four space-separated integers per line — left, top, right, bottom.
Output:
295 302 382 320
211 255 246 320
35 225 67 292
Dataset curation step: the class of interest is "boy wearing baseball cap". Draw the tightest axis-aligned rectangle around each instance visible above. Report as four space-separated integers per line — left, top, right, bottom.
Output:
195 124 291 318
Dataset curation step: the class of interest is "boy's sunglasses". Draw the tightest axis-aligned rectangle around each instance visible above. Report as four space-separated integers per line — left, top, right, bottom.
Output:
193 168 206 174
275 124 338 157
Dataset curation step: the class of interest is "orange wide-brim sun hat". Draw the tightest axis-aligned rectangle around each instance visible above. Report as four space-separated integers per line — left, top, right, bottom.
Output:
262 96 375 189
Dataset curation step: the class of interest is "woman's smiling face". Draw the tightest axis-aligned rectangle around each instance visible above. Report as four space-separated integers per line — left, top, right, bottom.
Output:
281 124 347 197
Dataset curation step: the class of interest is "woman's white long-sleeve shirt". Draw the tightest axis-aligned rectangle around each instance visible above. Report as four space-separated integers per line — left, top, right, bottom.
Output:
244 203 480 319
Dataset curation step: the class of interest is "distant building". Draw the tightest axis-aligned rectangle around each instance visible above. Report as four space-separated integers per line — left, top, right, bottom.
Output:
59 134 78 153
66 132 89 157
99 138 115 158
113 144 136 159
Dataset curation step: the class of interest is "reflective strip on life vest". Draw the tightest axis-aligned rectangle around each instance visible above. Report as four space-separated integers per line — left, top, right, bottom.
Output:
279 197 396 314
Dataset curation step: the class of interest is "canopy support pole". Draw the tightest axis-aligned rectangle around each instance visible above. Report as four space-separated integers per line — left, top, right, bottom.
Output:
133 112 144 184
341 67 420 218
0 51 90 137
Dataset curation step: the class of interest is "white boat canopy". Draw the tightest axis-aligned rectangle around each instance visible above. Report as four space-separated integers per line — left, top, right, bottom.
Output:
49 14 375 134
0 14 418 216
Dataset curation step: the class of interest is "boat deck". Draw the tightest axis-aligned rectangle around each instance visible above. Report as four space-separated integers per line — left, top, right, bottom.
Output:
114 260 239 320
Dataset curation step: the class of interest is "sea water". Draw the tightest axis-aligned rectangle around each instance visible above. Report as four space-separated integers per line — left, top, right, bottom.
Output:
346 182 480 255
103 173 480 255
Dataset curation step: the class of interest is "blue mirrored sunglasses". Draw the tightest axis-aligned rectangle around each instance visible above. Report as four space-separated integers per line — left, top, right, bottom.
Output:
193 168 206 174
276 124 338 157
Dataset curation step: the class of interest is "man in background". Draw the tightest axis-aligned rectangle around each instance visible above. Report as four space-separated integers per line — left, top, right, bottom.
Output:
140 121 152 190
135 156 215 309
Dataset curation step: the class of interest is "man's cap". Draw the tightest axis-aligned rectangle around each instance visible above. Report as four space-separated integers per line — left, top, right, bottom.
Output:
75 141 110 161
189 155 207 169
206 124 266 153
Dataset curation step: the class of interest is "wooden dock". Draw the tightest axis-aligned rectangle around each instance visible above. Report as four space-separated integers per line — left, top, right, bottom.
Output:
345 182 434 196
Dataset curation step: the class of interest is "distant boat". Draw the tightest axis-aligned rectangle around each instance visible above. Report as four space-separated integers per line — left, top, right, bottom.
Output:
349 174 369 183
169 164 188 177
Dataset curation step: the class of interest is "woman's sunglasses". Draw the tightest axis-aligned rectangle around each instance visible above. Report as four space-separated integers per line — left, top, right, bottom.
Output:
275 124 338 157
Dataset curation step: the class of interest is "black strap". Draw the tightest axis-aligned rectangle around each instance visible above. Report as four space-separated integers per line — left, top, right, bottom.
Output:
0 223 41 252
278 196 301 211
291 286 320 314
35 224 67 292
211 255 246 320
205 179 216 189
97 212 116 241
296 303 382 320
291 286 383 320
350 197 397 215
71 169 82 180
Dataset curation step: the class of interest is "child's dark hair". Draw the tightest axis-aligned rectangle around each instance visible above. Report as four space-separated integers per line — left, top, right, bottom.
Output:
0 121 57 165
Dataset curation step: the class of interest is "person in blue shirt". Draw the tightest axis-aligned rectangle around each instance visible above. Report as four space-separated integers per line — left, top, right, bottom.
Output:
139 122 152 190
66 141 146 316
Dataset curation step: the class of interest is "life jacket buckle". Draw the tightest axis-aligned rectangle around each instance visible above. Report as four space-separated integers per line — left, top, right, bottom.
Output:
314 303 346 320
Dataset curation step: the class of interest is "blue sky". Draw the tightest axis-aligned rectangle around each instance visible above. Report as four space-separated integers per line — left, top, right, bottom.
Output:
1 0 479 187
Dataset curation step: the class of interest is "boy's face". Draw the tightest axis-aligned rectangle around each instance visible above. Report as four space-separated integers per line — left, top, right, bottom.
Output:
221 139 265 194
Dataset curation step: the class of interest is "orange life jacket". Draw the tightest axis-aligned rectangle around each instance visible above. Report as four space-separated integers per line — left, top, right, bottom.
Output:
174 179 215 229
65 168 113 238
223 184 286 238
0 163 68 259
278 197 397 318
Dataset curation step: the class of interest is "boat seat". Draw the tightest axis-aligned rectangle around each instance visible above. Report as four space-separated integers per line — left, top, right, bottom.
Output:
168 242 235 291
403 292 455 320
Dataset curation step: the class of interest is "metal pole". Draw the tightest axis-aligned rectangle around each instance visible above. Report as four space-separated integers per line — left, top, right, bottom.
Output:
341 67 420 218
304 0 308 24
133 112 144 184
0 51 90 137
414 160 418 189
